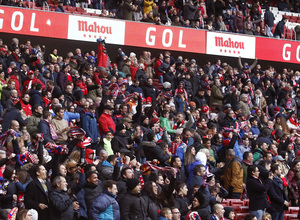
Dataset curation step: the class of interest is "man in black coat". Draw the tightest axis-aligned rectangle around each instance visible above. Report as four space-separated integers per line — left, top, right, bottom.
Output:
24 165 51 220
119 178 146 220
84 171 102 210
49 176 79 220
267 164 289 220
29 83 43 107
142 78 159 102
37 111 56 145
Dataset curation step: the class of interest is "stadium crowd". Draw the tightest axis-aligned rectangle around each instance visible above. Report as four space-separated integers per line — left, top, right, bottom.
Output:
0 34 299 220
0 0 295 39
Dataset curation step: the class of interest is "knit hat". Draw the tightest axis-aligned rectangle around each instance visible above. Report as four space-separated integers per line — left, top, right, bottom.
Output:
126 178 140 191
85 148 94 164
140 115 148 123
224 207 234 219
189 102 196 107
151 118 159 123
273 106 280 113
116 123 126 132
201 106 209 113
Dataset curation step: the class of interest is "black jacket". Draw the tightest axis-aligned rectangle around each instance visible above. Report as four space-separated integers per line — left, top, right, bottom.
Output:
246 175 271 211
24 178 51 220
119 192 146 220
84 181 102 210
2 108 27 132
267 176 288 213
111 132 129 154
142 141 170 165
29 89 43 107
143 84 159 102
49 189 74 220
141 194 161 220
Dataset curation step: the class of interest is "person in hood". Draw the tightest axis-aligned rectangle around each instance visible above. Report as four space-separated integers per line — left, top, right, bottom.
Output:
85 148 95 164
190 191 211 220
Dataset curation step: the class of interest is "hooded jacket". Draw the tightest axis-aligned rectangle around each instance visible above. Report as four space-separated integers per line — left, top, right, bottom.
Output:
142 141 170 165
89 190 120 220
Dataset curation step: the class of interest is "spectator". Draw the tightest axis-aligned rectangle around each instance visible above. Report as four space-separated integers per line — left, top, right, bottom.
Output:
274 18 288 39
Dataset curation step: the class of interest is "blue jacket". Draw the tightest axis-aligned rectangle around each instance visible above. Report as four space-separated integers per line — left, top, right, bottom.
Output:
37 119 54 144
250 126 260 136
52 111 80 123
126 85 143 96
82 112 100 143
174 96 188 113
89 190 120 220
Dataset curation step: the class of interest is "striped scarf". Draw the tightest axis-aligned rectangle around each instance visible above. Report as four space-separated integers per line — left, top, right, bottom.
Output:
0 130 18 147
141 161 177 174
123 93 143 103
44 119 58 140
10 96 19 105
45 142 69 154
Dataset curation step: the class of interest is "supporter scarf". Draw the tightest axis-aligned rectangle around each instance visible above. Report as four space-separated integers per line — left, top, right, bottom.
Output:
10 96 19 104
45 142 69 154
289 116 297 126
69 126 86 137
33 134 44 151
0 130 18 147
141 161 177 174
242 159 252 166
76 137 92 149
159 90 172 99
43 119 58 140
122 93 143 103
16 152 36 166
169 141 184 155
285 98 292 110
173 120 184 130
8 207 18 220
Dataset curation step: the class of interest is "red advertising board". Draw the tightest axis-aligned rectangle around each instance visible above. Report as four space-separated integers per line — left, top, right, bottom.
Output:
256 37 300 64
124 21 206 53
0 6 68 39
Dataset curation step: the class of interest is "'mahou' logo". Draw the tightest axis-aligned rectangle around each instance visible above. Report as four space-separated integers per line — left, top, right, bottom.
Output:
214 36 244 54
77 20 112 39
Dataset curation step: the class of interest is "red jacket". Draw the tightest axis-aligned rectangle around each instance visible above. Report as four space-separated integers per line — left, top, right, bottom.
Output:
97 43 108 68
23 77 46 93
154 59 163 77
98 113 116 137
20 100 32 116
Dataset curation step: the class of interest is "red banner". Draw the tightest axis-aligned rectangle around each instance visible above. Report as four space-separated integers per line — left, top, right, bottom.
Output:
256 37 300 64
124 22 206 53
0 6 68 39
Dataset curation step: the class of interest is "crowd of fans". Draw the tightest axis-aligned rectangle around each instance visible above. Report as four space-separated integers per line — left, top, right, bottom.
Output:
1 0 297 39
0 34 300 220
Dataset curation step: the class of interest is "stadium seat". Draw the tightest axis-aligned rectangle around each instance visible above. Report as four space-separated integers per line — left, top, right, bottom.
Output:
243 199 249 206
76 7 85 12
235 213 248 220
289 207 299 214
284 214 298 220
228 199 244 206
240 206 249 213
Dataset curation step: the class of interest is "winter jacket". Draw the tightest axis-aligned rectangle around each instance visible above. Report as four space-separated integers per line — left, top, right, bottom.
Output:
119 192 146 220
0 180 17 209
22 77 46 93
174 96 188 113
1 86 12 105
82 112 100 143
27 112 42 138
267 175 288 213
98 112 116 137
142 85 159 101
222 156 244 194
246 175 271 211
193 94 207 108
37 119 54 144
89 190 120 220
142 141 170 165
2 108 27 132
49 189 74 220
111 132 129 153
123 0 133 20
159 117 175 134
29 89 43 107
98 161 114 181
84 181 103 210
141 194 161 220
20 100 32 117
210 85 223 106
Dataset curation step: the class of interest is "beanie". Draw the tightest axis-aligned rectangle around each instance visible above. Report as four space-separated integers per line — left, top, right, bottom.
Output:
126 178 140 192
140 115 148 123
201 106 209 113
116 123 126 132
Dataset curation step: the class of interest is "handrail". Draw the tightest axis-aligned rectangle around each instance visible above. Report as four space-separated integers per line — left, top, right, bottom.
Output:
43 1 49 11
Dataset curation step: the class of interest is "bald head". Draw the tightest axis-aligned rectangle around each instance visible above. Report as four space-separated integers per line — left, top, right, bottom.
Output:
213 204 225 218
11 120 20 131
